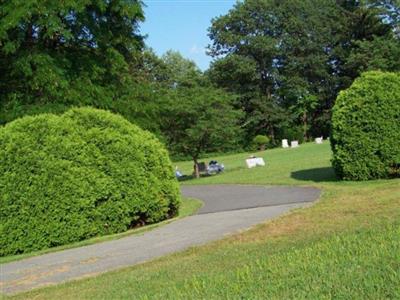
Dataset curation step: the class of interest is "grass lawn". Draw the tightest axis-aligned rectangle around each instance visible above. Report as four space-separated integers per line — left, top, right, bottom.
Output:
6 143 400 299
0 198 202 265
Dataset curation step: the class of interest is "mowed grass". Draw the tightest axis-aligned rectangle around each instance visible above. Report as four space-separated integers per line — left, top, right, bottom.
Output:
175 142 336 185
7 143 400 299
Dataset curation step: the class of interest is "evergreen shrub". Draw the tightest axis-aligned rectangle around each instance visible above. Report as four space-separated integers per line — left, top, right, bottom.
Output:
0 108 180 256
252 135 270 151
331 71 400 180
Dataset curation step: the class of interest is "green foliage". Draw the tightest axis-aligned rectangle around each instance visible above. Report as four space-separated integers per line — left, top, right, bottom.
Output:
161 86 243 162
331 71 400 180
279 126 305 144
0 0 147 127
207 0 399 141
161 50 203 87
252 135 270 150
1 0 399 162
148 52 244 176
346 36 400 74
0 108 180 256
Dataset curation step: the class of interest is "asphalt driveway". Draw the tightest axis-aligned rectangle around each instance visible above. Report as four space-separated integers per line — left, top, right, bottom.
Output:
0 185 320 295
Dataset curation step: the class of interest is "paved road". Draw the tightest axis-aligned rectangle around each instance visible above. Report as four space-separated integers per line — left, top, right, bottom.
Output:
183 185 320 214
1 185 320 295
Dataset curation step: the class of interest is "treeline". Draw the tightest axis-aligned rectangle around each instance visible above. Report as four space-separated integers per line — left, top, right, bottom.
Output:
1 0 399 161
207 0 400 144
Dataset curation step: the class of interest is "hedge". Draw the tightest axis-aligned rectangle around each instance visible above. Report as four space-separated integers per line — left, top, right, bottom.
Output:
331 71 400 180
0 108 180 256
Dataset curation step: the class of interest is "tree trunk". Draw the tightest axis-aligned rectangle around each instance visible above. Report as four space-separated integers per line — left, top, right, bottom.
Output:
193 158 200 179
268 126 275 144
303 111 308 141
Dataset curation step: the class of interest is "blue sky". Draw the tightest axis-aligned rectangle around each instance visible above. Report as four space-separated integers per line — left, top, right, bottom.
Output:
141 0 237 71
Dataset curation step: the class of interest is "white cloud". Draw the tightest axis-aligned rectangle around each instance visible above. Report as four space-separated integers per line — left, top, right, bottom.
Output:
189 44 204 55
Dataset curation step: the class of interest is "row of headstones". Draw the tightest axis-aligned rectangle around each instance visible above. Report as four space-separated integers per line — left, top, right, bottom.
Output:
282 137 323 148
246 136 324 168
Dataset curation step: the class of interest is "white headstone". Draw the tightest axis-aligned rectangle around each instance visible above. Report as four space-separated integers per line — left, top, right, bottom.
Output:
291 140 299 148
255 157 265 166
246 158 257 168
315 137 323 144
246 157 266 168
282 139 289 148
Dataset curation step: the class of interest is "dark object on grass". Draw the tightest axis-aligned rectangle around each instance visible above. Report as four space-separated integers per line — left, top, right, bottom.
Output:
197 162 207 173
192 162 208 177
207 161 225 174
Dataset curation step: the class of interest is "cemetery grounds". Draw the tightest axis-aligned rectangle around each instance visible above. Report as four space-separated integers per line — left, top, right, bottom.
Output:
4 142 400 299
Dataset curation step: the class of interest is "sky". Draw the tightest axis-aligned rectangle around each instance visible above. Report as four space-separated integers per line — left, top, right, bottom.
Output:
141 0 237 71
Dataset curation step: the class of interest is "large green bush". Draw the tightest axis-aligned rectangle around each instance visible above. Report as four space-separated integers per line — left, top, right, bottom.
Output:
0 108 180 256
331 71 400 180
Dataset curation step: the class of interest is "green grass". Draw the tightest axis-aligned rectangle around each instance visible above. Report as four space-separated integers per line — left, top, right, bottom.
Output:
7 143 400 299
0 197 202 265
175 142 336 185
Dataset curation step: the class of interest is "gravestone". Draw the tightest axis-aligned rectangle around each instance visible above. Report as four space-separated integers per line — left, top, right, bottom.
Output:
246 157 265 168
291 140 299 148
282 139 289 148
315 137 323 144
197 162 207 172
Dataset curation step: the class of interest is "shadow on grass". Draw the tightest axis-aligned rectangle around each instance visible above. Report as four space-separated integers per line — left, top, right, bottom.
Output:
178 173 212 182
291 167 338 183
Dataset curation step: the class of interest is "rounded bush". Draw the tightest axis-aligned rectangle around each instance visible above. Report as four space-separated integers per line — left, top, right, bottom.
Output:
252 135 270 150
331 71 400 180
0 108 180 256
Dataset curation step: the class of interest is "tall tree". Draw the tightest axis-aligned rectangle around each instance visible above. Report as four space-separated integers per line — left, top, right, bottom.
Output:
0 0 145 125
161 86 243 178
156 51 243 177
207 0 399 141
161 50 203 87
207 0 337 141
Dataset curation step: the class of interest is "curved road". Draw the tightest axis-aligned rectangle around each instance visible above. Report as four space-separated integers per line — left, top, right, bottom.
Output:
1 185 320 295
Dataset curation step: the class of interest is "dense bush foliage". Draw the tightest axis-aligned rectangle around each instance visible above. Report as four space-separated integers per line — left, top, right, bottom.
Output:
0 108 180 256
252 135 270 151
0 0 145 125
331 71 400 180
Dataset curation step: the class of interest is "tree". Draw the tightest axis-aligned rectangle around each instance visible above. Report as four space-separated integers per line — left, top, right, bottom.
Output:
161 50 203 87
0 0 145 125
161 86 242 178
207 0 400 141
208 0 337 139
330 0 396 87
129 49 245 172
286 84 318 140
345 36 400 73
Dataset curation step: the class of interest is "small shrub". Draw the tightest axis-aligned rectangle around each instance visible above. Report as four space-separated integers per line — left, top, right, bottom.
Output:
0 108 180 256
331 71 400 180
252 135 270 151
